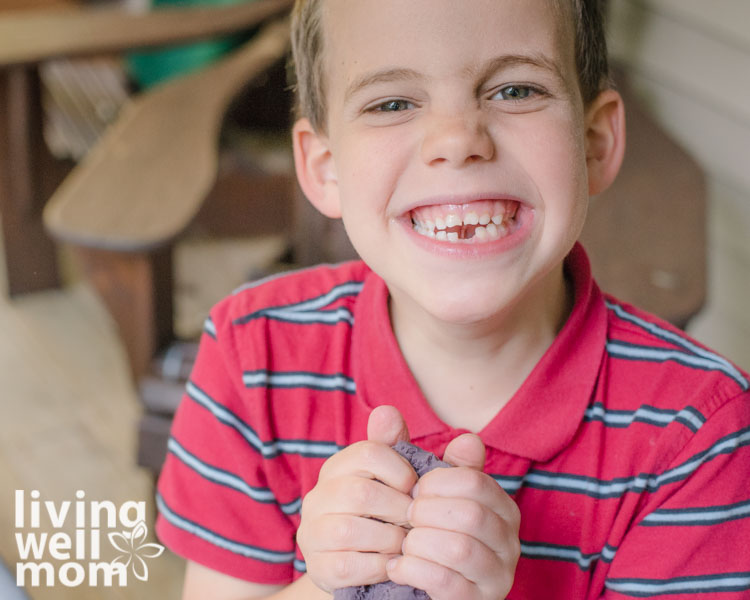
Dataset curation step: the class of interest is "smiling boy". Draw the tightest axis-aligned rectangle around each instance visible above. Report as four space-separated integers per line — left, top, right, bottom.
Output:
155 1 750 598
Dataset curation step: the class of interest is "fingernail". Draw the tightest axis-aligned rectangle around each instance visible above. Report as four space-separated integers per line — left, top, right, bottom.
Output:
386 557 398 572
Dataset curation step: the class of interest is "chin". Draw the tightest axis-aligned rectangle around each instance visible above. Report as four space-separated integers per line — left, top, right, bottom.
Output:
416 284 514 326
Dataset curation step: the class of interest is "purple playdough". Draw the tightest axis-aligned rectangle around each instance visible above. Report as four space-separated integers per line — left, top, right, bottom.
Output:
333 441 452 600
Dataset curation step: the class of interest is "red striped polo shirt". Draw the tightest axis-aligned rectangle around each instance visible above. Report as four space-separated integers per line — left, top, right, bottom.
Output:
156 243 750 599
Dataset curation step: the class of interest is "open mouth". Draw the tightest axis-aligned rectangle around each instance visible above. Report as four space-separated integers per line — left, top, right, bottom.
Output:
409 199 520 243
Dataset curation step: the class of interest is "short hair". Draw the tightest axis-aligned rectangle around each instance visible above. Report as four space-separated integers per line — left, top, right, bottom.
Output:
290 0 610 132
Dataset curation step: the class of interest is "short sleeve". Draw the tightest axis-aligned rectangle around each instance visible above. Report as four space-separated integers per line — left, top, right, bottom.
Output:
155 309 299 585
600 391 750 599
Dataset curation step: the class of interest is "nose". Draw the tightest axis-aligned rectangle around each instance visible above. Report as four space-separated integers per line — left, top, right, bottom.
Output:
420 112 495 167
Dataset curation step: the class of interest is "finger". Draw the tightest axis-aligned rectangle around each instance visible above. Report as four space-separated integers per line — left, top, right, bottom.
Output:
307 550 396 591
407 496 514 552
416 467 520 525
442 433 485 471
401 527 504 589
311 474 413 525
367 405 411 446
307 514 406 554
408 496 517 556
387 553 477 600
318 440 417 493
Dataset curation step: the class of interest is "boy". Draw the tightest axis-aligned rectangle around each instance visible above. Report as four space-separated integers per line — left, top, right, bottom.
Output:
155 0 750 598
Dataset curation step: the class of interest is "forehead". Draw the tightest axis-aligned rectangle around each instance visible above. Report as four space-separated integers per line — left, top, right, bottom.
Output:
320 0 576 91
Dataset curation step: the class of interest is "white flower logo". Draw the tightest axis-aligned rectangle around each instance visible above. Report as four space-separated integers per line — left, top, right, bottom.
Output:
108 520 165 581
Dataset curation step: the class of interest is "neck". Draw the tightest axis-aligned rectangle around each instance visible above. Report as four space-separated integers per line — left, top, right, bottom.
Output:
389 265 573 431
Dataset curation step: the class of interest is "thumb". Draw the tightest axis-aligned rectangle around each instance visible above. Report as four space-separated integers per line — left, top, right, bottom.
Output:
367 405 410 446
443 433 486 471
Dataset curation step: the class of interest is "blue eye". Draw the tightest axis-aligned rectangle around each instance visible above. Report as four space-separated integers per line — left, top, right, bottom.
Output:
375 99 413 112
494 85 534 101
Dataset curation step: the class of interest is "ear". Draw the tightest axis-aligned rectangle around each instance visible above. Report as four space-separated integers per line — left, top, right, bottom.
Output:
292 118 341 218
584 89 626 196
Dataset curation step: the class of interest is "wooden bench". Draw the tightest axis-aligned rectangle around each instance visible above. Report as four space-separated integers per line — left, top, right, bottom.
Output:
0 0 292 296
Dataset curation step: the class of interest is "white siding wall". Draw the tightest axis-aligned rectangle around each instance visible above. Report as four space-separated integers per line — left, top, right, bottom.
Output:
607 0 750 370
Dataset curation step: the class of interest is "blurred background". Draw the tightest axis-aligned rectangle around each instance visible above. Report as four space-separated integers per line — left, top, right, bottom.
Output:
607 0 750 369
0 0 748 598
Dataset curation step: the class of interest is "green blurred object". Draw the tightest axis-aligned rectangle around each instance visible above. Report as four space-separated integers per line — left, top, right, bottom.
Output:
127 0 254 89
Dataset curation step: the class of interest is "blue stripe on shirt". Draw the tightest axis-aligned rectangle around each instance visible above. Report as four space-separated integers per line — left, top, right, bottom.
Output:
157 493 296 564
606 301 748 391
606 339 748 390
521 540 617 571
641 498 750 527
167 437 301 515
242 370 357 394
605 572 750 596
203 316 217 339
186 381 342 459
583 402 706 433
233 280 364 325
492 425 750 499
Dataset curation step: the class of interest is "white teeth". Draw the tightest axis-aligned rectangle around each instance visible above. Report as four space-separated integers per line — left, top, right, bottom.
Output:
445 214 461 228
464 212 479 225
411 202 518 243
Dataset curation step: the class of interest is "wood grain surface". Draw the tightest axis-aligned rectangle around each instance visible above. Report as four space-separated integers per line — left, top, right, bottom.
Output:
43 17 291 252
0 0 291 66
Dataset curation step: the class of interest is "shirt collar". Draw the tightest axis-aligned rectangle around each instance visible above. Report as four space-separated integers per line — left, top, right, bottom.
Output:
353 242 607 462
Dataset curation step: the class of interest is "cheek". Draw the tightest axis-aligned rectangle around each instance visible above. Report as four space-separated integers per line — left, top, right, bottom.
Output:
525 115 588 204
336 131 409 204
513 115 589 248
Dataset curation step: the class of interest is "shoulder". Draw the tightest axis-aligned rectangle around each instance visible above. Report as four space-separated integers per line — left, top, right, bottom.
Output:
205 260 371 336
599 293 749 430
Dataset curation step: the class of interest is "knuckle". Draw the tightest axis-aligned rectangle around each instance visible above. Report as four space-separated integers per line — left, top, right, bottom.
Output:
299 489 317 518
329 552 365 583
460 468 487 496
445 535 474 564
507 499 522 528
318 450 344 479
507 535 522 563
431 563 455 590
457 500 486 531
349 477 377 508
357 440 381 467
330 517 356 547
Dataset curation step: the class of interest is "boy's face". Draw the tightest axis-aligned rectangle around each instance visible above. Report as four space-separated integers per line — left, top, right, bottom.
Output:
298 0 611 327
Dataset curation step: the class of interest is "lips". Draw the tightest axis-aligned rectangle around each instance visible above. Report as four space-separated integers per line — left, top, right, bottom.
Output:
409 199 520 243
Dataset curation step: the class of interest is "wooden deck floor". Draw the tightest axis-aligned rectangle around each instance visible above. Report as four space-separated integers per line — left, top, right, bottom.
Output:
0 278 185 599
0 235 287 599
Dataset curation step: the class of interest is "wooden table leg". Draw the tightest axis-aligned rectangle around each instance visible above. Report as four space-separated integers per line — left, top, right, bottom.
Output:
73 246 174 379
0 65 62 296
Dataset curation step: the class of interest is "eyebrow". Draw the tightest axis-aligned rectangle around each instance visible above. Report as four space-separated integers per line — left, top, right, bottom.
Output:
467 53 566 86
344 53 565 103
344 67 424 103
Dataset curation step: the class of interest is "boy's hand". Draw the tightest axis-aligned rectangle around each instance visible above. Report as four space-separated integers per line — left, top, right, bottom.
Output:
297 405 418 593
387 432 521 600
